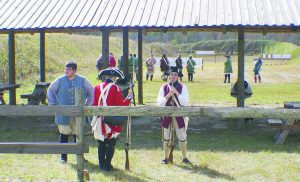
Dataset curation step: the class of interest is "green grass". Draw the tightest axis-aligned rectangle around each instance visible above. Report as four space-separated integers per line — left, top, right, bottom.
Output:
1 117 300 181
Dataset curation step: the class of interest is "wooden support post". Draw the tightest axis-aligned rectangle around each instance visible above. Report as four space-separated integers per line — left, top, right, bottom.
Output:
40 30 46 82
123 28 129 78
237 28 245 127
138 29 143 104
102 28 109 69
8 31 16 105
237 28 245 107
75 88 84 182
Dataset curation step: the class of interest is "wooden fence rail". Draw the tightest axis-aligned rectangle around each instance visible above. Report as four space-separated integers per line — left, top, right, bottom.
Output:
1 105 300 119
0 142 88 154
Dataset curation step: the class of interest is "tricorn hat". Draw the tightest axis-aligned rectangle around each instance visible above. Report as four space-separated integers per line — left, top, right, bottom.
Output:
164 66 179 76
98 68 125 80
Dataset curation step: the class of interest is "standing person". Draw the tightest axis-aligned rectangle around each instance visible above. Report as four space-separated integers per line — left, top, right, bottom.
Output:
160 53 170 81
118 55 124 71
186 55 196 82
47 61 94 164
92 68 132 171
253 57 262 83
96 54 103 71
145 54 157 81
224 54 233 83
109 53 116 68
175 54 184 82
157 66 191 164
128 54 134 78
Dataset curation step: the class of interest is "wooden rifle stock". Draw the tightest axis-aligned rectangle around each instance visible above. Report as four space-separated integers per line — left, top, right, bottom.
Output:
125 143 130 170
168 121 175 164
168 82 175 164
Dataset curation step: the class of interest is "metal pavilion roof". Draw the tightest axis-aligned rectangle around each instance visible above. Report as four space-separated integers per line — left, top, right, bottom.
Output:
0 0 300 33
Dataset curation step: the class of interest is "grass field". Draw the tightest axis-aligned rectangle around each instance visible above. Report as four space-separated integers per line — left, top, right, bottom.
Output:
1 116 300 181
1 34 300 181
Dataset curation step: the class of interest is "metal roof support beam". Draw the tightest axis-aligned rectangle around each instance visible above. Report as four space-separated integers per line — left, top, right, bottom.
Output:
8 31 16 105
137 29 143 105
237 27 245 107
102 28 109 69
123 28 129 77
40 30 46 82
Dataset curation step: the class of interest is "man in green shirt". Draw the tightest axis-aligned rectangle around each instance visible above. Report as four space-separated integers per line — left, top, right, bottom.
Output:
224 54 233 83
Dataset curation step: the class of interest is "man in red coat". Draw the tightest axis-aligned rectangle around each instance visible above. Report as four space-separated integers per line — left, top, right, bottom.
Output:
92 68 132 171
108 53 116 68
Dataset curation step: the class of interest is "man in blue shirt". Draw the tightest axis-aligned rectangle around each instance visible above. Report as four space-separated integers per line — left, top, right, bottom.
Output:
47 61 93 164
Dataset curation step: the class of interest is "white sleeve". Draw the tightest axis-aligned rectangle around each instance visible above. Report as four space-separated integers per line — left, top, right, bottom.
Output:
178 85 189 106
157 86 167 106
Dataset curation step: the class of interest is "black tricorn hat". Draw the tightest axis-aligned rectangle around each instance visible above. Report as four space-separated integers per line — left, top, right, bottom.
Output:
170 66 179 73
164 66 179 76
98 68 125 80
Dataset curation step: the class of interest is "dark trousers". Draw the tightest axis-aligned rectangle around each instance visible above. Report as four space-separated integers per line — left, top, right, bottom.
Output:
146 74 153 81
224 74 230 83
188 73 193 82
59 134 76 161
98 138 117 171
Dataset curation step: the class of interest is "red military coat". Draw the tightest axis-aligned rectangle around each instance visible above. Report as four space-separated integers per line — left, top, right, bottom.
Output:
93 80 131 136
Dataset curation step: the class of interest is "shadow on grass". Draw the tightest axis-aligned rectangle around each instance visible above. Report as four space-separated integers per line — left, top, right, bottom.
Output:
126 118 300 153
175 163 235 181
2 116 300 154
69 160 154 182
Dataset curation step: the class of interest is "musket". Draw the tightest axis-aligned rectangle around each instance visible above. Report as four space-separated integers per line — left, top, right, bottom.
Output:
130 72 136 106
125 73 135 170
125 115 131 170
168 120 175 164
168 82 175 164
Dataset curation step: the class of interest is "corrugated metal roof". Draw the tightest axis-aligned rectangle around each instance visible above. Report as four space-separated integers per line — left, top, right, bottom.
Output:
0 0 300 33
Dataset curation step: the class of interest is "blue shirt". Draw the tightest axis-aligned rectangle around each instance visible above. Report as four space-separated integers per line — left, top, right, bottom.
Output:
47 74 93 125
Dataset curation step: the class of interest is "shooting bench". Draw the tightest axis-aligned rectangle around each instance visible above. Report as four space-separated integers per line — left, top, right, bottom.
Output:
0 83 21 105
267 102 300 144
20 82 50 105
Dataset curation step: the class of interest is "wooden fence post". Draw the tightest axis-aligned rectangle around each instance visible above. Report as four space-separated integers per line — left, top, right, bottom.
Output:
75 88 84 182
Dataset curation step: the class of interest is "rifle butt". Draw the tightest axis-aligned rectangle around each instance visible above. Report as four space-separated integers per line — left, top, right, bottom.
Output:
125 149 130 171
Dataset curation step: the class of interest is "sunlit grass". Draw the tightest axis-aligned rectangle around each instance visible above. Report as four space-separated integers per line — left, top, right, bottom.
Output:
1 117 300 181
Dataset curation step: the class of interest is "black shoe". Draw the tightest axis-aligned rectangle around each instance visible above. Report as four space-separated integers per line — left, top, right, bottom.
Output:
161 158 168 164
182 158 191 164
101 164 113 171
100 165 110 172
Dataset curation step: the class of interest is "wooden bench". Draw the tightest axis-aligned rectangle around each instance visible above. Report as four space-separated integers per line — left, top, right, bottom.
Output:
267 102 300 144
0 83 21 105
21 82 50 105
